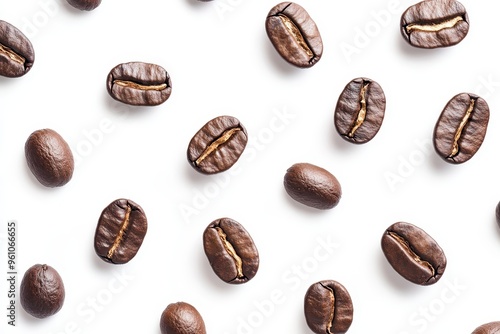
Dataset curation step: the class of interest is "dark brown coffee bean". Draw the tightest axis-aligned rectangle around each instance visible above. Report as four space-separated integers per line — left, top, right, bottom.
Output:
0 20 35 78
471 321 500 334
304 280 353 334
401 0 469 48
496 202 500 229
203 217 259 284
433 93 489 164
187 115 248 174
25 129 74 188
106 62 172 106
381 222 446 286
66 0 101 10
334 77 386 144
160 302 206 334
20 264 65 319
94 198 148 264
265 2 322 68
284 162 341 210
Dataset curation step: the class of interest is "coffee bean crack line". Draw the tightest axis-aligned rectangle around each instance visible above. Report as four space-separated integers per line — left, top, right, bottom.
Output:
319 282 336 334
195 127 242 166
347 81 370 138
405 16 465 34
214 226 246 281
0 44 26 66
106 204 132 262
387 231 435 277
448 97 476 158
113 80 168 91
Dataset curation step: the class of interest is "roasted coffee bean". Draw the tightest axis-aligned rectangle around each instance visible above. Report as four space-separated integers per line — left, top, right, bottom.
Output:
66 0 101 10
160 302 206 334
471 321 500 334
20 264 65 319
106 62 172 106
334 77 386 144
265 2 322 68
304 280 353 334
203 217 259 284
284 162 341 210
25 129 74 188
0 20 35 77
94 198 148 264
400 0 469 48
433 93 489 164
381 222 446 285
187 115 248 174
496 202 500 229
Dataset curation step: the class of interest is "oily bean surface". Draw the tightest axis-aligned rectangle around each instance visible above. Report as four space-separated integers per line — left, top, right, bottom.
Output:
20 264 65 319
381 222 446 285
283 162 341 210
94 198 148 264
304 280 353 334
401 0 469 48
187 115 248 174
433 93 489 164
106 61 172 106
472 322 500 334
265 2 322 68
334 77 386 144
25 129 74 188
0 20 35 77
160 302 206 334
203 217 259 284
66 0 101 10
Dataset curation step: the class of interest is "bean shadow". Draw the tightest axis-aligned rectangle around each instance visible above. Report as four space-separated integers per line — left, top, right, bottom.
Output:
281 186 335 217
397 34 449 61
262 31 303 77
196 245 236 294
378 251 421 294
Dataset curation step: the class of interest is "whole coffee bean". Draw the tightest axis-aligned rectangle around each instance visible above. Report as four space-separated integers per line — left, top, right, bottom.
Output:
381 222 446 285
496 202 500 228
0 20 35 77
471 321 500 334
25 129 74 188
334 77 386 144
106 61 172 106
66 0 101 10
284 162 341 210
94 198 148 264
160 302 206 334
433 93 489 164
187 115 248 174
265 2 322 68
401 0 469 48
20 264 65 319
203 217 259 284
304 280 353 334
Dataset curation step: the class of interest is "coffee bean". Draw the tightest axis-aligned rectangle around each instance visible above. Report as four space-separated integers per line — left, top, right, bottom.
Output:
471 321 500 334
433 93 489 164
20 264 65 319
160 302 206 334
265 2 322 68
106 62 172 106
187 115 248 174
381 222 446 286
304 280 353 334
495 202 500 229
25 129 74 188
401 0 469 48
203 217 259 284
334 77 386 144
0 20 35 78
66 0 101 10
283 162 341 210
94 198 148 264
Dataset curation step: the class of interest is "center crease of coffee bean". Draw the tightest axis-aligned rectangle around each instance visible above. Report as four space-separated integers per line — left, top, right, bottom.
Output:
113 80 168 91
405 16 464 33
195 127 242 166
348 81 370 138
448 97 476 158
107 204 132 261
320 283 336 334
0 44 26 65
277 14 314 59
387 231 435 276
214 226 244 279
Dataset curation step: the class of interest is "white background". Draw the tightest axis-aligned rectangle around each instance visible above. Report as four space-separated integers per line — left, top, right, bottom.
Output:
2 0 500 333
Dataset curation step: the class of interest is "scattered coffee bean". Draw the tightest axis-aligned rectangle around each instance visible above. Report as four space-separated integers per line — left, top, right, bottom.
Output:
471 321 500 334
106 61 172 106
94 198 148 264
265 2 322 68
304 280 353 334
334 77 386 144
66 0 101 10
284 162 341 210
187 115 248 174
433 93 489 164
0 20 35 77
203 217 259 284
381 222 446 285
496 202 500 228
160 302 206 334
25 129 74 188
20 264 65 319
400 0 469 48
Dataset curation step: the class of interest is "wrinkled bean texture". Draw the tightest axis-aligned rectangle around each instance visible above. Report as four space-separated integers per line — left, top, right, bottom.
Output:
471 321 500 334
66 0 101 10
160 302 207 334
0 20 35 77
